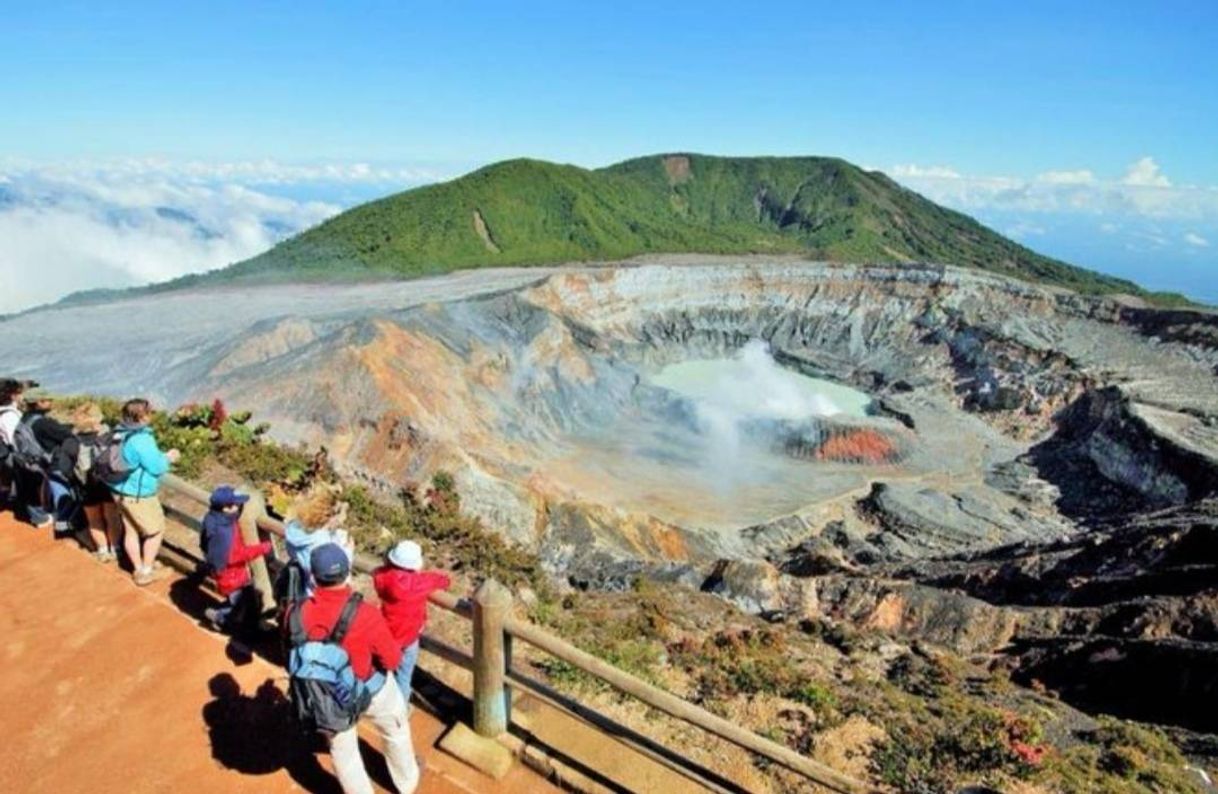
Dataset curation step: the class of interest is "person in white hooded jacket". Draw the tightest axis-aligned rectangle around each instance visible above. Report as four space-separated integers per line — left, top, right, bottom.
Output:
0 379 24 505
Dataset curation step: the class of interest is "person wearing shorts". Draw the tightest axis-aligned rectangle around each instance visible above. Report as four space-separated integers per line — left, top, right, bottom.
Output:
64 403 123 562
108 398 179 586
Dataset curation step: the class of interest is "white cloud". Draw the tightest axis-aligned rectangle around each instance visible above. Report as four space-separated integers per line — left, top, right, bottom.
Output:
0 158 456 314
0 156 449 188
885 156 1217 220
1185 232 1210 247
1037 169 1095 185
888 164 962 179
1121 156 1171 187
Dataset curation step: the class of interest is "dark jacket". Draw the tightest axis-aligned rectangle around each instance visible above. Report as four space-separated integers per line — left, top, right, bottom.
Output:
29 411 74 459
202 508 272 596
20 411 73 477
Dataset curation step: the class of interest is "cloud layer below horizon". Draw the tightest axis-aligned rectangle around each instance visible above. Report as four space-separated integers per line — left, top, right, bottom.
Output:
1 155 1214 314
0 159 444 313
884 156 1217 220
884 156 1217 301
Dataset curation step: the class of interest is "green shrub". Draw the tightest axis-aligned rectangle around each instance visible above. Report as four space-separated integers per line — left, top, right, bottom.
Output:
791 682 837 711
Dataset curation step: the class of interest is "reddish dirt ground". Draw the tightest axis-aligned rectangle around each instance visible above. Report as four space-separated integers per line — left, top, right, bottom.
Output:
0 511 556 793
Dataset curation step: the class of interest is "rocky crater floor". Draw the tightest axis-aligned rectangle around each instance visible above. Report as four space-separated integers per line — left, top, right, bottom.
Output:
5 257 1218 741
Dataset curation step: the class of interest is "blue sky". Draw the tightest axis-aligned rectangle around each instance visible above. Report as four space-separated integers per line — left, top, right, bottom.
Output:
1 1 1216 309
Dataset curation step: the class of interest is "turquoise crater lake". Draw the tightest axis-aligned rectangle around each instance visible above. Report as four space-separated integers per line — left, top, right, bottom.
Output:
648 341 873 421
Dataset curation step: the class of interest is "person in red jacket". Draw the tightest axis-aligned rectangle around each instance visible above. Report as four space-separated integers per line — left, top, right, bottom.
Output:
372 540 451 705
201 486 272 634
303 544 419 794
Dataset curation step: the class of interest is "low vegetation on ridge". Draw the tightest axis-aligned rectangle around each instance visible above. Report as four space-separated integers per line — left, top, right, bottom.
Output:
57 396 543 588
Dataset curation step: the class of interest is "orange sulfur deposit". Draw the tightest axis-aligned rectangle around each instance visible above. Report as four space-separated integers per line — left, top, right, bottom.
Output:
815 429 900 465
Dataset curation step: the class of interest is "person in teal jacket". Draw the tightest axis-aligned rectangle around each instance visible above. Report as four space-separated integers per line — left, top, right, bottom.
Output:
109 398 179 586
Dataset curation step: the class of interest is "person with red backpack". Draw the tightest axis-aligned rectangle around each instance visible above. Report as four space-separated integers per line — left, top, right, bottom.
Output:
289 544 420 794
200 486 272 634
372 540 451 706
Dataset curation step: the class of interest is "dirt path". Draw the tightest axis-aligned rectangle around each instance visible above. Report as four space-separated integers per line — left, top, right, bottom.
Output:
0 511 556 794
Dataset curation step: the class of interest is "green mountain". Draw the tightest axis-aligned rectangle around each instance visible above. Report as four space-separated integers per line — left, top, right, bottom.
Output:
64 153 1184 304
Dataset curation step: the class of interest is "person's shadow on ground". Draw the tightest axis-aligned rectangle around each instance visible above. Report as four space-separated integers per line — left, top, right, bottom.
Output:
203 673 398 793
203 673 338 791
171 574 286 667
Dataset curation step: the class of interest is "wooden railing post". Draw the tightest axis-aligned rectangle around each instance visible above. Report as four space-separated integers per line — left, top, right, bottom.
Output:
237 489 275 614
472 579 512 737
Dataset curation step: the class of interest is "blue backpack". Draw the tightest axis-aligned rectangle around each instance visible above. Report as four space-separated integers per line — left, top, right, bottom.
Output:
286 593 373 734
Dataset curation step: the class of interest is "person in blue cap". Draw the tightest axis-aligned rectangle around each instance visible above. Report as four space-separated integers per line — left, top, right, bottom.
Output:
293 543 419 794
201 485 271 632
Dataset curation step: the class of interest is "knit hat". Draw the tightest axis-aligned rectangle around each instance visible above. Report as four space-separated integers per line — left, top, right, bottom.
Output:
311 543 350 586
387 540 423 571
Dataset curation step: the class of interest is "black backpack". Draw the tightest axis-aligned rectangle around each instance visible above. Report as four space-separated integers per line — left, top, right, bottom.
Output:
90 429 135 486
12 414 52 473
285 593 373 735
274 559 309 611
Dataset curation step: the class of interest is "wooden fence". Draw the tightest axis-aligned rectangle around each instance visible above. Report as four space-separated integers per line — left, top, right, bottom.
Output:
160 473 868 794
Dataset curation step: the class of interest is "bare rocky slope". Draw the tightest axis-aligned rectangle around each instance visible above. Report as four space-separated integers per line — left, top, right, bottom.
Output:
4 257 1218 742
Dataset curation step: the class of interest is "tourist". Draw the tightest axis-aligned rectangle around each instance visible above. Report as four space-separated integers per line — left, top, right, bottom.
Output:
109 398 180 586
372 540 450 705
201 485 272 633
25 395 78 530
11 391 70 529
282 488 355 597
64 403 122 562
293 543 419 794
0 379 23 508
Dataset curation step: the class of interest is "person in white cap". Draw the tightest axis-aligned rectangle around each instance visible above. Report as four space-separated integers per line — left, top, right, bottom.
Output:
372 539 451 704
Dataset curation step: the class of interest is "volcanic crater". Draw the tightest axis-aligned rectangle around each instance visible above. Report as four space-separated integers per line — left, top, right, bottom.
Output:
6 257 1218 731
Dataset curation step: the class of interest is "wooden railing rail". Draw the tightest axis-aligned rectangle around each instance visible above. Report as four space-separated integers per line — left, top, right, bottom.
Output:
159 474 868 794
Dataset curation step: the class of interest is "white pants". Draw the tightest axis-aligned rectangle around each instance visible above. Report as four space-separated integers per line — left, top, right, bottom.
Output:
328 675 420 794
